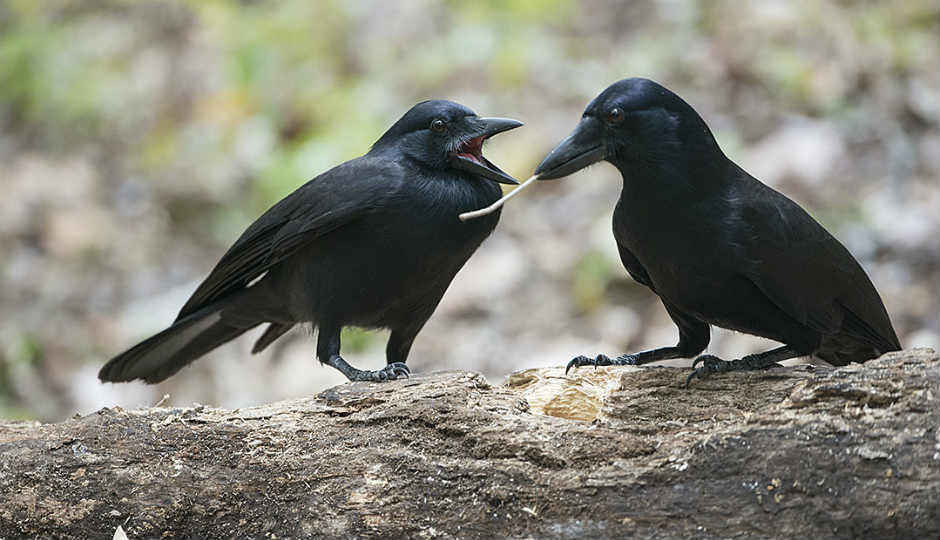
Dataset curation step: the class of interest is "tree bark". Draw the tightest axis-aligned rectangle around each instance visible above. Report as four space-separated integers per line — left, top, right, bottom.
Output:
1 349 938 539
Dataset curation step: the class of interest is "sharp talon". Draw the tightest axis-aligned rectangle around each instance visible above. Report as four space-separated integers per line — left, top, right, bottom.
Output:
567 353 636 374
566 355 590 375
685 365 713 387
370 362 408 380
392 365 410 378
685 355 740 387
686 351 789 386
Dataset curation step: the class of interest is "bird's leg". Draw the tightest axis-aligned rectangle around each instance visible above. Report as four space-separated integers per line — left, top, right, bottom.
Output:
383 328 418 379
685 345 802 387
566 347 686 374
317 324 407 382
325 356 409 382
567 313 710 374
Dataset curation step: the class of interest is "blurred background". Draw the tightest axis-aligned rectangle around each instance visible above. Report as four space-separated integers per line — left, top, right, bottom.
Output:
1 0 937 421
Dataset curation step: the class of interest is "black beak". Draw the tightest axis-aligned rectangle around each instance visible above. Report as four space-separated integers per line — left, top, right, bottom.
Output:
449 117 523 185
534 116 607 180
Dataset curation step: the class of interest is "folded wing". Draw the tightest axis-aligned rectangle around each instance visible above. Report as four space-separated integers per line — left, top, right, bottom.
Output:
176 158 402 321
736 176 899 356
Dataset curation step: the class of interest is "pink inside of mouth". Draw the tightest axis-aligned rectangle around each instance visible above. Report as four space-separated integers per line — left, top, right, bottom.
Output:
456 136 485 164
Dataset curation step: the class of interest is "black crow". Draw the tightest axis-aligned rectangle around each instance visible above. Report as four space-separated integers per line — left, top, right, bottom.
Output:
534 78 900 385
100 100 522 384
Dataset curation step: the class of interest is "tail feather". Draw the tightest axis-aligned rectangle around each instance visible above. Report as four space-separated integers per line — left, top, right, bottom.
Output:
837 299 901 354
99 306 259 384
251 323 294 354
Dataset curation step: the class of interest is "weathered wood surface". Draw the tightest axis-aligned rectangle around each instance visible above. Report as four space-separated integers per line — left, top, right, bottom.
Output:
1 349 937 539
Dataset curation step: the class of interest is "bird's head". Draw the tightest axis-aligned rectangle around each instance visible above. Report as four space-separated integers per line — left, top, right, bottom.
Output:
534 78 719 180
375 100 522 184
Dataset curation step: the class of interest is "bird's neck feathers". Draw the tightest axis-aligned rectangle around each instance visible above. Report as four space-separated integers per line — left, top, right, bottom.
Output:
612 118 729 201
395 155 503 213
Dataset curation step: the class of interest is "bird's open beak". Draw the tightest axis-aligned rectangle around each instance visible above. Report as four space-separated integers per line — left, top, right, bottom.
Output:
534 116 606 180
449 117 523 185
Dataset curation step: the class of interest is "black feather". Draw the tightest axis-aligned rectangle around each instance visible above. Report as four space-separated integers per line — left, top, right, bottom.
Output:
536 78 900 374
101 100 520 384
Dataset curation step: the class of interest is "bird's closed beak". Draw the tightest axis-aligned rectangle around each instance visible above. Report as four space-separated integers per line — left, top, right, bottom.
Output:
534 116 607 180
449 117 523 185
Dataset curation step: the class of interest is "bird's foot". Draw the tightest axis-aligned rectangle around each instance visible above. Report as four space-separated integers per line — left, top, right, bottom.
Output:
565 353 640 375
326 356 410 382
350 362 410 382
684 354 784 387
684 355 729 386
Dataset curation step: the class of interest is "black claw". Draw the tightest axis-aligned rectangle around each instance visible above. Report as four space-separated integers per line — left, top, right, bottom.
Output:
685 355 728 387
686 351 794 387
565 355 591 375
566 354 622 375
387 362 410 378
684 368 704 388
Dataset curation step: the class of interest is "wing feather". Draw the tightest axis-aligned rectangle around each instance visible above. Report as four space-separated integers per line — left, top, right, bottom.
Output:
735 176 899 353
175 158 402 320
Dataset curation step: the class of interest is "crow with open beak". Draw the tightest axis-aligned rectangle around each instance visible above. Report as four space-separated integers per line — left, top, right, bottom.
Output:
100 100 522 384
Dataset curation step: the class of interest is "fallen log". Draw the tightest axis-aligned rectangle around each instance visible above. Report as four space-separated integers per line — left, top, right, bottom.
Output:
1 348 937 538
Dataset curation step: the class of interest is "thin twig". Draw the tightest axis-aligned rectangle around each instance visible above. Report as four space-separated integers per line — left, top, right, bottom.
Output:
458 174 540 221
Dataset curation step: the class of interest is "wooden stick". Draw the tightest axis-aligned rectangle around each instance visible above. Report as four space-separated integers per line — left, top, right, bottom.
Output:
458 174 540 221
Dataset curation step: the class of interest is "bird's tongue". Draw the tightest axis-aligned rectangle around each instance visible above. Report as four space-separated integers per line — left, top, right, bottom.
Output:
457 136 485 164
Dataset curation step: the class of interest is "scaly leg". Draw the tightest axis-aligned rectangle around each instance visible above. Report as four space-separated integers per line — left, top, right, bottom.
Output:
382 327 422 379
684 345 802 387
317 324 408 382
567 346 687 374
567 304 710 374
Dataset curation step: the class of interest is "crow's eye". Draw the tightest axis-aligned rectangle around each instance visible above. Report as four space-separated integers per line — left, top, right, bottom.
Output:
607 108 625 125
430 119 447 133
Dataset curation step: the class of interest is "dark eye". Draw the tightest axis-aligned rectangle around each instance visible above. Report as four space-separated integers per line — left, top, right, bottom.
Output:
607 108 624 125
430 119 447 132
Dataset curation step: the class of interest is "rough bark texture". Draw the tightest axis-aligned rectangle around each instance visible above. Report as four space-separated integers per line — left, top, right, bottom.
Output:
1 348 938 539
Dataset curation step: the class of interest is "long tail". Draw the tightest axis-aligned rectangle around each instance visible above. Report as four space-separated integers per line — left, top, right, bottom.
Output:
99 299 261 384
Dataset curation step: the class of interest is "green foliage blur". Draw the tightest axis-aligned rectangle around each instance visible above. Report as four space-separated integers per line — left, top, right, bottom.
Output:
1 0 567 210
